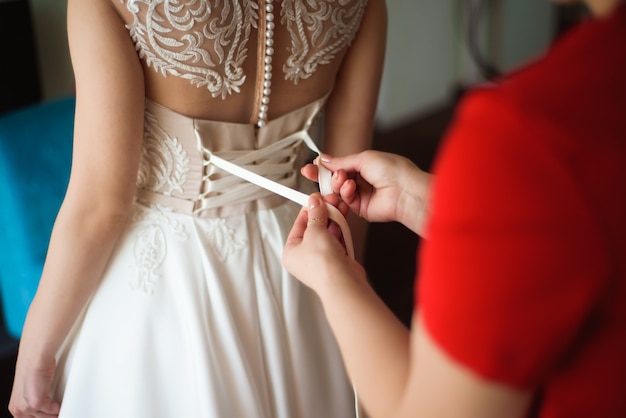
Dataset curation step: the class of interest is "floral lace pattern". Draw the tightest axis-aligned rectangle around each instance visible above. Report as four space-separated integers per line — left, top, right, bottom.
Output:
128 203 248 293
199 218 247 261
123 0 367 93
125 0 259 98
281 0 366 84
136 110 190 196
129 204 189 294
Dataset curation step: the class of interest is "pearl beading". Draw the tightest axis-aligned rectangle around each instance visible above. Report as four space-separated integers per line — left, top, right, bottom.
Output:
257 0 275 127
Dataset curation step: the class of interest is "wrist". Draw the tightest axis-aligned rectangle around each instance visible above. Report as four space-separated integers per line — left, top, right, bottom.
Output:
315 259 370 306
15 343 57 376
18 310 64 365
398 168 432 236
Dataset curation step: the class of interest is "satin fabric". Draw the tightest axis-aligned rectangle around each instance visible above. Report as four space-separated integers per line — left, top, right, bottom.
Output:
52 98 356 418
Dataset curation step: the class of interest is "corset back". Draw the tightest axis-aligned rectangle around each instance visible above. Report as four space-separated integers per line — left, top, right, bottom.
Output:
136 96 326 217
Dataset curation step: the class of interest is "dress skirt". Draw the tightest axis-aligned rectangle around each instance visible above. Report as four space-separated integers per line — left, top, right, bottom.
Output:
52 98 357 418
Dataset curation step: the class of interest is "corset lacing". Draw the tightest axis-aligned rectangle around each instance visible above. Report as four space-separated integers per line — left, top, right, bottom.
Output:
198 127 354 260
194 129 313 215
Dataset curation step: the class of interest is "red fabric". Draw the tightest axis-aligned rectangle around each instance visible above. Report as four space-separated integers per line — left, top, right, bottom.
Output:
417 5 626 418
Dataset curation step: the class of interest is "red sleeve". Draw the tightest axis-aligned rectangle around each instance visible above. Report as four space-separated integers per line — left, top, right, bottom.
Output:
417 90 608 388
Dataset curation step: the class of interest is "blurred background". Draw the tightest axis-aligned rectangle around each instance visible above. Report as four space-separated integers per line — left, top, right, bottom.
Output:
2 0 564 123
0 1 588 416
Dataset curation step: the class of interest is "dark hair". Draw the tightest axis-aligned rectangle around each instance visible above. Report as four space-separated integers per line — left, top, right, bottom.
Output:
465 0 500 81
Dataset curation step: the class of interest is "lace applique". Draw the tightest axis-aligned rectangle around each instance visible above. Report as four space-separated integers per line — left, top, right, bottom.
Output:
122 0 367 91
136 110 190 196
125 0 259 98
130 204 189 294
281 0 367 84
200 218 246 261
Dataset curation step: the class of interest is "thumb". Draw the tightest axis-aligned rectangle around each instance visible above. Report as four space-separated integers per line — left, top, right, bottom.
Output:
306 193 329 229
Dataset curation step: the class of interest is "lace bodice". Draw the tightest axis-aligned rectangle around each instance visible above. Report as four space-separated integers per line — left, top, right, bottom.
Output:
121 0 367 100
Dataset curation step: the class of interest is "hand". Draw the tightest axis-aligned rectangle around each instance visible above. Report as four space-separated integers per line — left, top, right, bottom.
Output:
283 194 366 296
9 356 61 417
302 151 432 235
316 192 351 246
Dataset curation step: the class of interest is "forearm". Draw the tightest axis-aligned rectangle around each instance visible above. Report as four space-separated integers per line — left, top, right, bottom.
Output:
397 167 432 237
322 0 385 261
317 271 411 418
18 201 131 363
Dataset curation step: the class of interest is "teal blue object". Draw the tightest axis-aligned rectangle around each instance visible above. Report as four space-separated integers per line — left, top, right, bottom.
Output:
0 96 75 338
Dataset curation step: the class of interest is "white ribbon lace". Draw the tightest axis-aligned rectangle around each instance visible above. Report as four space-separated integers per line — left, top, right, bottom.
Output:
194 128 354 259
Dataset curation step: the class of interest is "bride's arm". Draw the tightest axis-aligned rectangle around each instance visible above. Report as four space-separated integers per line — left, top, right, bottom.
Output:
9 0 145 415
322 0 387 262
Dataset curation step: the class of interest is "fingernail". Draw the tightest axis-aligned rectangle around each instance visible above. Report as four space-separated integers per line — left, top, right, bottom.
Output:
309 195 321 209
320 154 331 163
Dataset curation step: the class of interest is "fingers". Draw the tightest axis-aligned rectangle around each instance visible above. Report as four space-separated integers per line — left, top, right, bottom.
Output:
312 195 349 254
285 193 330 247
302 157 360 196
306 194 329 228
317 155 362 204
315 160 334 196
300 163 355 208
300 163 318 182
285 206 309 248
336 176 358 204
318 152 367 174
302 160 348 199
319 193 343 214
283 193 330 276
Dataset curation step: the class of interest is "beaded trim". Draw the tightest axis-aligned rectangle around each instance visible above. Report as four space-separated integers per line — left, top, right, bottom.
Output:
257 0 275 127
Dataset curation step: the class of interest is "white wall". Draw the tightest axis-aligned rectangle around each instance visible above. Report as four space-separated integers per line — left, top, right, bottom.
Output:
376 0 459 129
376 0 555 129
499 0 555 71
28 0 555 130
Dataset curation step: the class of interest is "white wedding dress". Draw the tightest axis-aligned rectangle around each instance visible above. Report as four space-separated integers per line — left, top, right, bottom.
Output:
51 1 368 417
